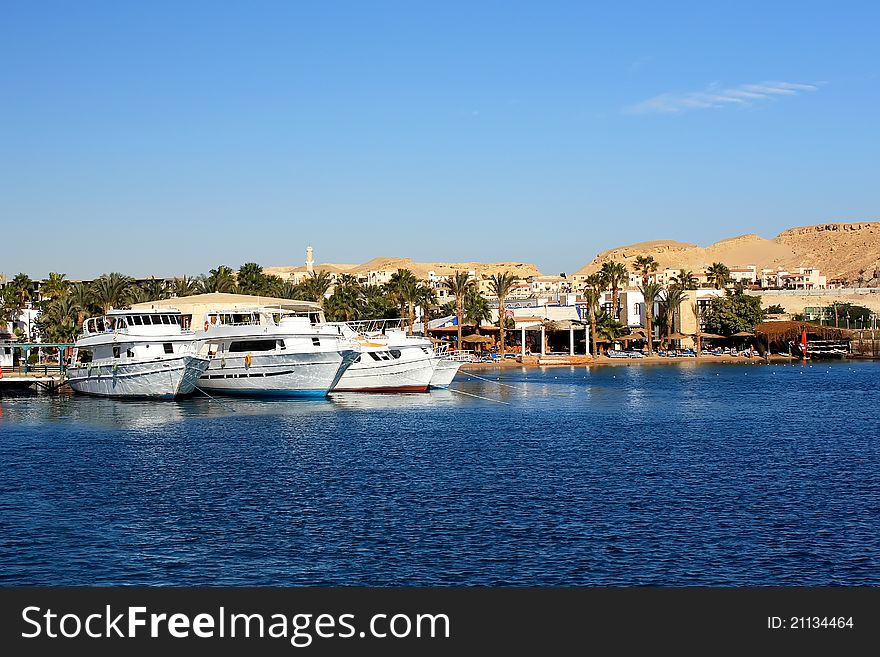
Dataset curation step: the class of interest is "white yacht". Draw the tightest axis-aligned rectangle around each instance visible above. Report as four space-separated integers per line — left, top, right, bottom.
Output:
196 308 358 397
428 343 467 388
330 320 437 392
67 310 209 399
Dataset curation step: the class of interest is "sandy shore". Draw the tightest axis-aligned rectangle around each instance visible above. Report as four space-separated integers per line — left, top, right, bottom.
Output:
460 353 799 370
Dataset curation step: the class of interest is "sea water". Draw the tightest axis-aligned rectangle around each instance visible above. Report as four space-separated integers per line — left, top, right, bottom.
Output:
1 361 878 586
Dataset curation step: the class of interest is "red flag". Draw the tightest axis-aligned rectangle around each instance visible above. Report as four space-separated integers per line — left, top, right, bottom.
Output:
801 327 808 359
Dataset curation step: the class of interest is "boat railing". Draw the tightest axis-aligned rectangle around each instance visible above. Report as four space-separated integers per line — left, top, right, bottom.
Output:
324 318 408 338
434 345 476 361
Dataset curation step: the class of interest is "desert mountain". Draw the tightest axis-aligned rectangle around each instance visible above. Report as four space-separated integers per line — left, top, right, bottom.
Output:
574 222 880 283
266 257 543 280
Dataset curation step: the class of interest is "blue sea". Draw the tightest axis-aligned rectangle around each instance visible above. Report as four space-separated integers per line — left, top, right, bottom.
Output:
1 361 878 586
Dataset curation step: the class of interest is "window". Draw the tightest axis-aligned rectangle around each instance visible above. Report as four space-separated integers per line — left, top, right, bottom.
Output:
163 343 174 354
127 348 134 357
389 349 402 359
229 340 276 352
311 337 321 346
278 340 286 350
369 352 382 361
112 347 120 358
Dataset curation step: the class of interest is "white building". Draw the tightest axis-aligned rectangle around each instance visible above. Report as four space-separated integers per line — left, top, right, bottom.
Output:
729 265 758 284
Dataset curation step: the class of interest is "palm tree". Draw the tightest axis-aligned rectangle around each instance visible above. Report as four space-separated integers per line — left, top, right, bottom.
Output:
172 276 200 298
139 276 168 302
273 280 304 301
37 295 81 343
415 283 438 337
582 285 601 358
301 271 334 308
670 269 697 290
68 282 93 326
237 262 266 295
706 262 731 290
692 302 702 358
600 261 628 319
201 265 237 293
463 286 491 332
488 271 517 355
662 287 687 346
447 271 472 352
633 255 658 287
324 275 365 321
386 269 419 335
41 272 69 300
639 282 663 356
585 273 607 357
90 273 133 314
10 273 33 308
595 309 626 345
363 284 396 320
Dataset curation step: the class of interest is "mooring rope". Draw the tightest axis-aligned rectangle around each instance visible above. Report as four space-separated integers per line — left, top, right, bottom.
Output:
461 370 525 389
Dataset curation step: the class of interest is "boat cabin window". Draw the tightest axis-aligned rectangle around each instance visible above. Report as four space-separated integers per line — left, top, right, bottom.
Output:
389 349 402 359
163 343 174 354
79 349 93 363
311 337 321 346
112 346 120 359
229 340 276 352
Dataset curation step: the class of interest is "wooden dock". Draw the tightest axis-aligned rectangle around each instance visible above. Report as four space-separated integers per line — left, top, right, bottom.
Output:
0 367 67 392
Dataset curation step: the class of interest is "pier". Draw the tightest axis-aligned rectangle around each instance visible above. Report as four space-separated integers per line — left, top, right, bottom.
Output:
0 342 73 392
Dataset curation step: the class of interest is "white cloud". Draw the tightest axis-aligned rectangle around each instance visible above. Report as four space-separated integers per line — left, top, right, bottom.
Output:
627 80 820 114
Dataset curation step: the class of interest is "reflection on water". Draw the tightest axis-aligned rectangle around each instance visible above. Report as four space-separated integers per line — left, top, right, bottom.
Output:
1 361 879 586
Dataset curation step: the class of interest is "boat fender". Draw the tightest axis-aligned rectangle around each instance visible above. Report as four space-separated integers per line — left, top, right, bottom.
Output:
220 358 226 368
204 320 209 332
244 353 252 367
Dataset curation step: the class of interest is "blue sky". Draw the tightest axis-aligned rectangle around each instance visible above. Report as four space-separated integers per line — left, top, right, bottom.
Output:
1 1 877 279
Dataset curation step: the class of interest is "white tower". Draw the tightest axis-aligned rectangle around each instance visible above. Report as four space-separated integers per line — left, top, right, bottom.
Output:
306 245 314 274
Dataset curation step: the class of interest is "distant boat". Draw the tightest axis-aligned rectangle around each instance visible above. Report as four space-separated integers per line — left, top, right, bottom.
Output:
67 310 208 399
789 338 849 360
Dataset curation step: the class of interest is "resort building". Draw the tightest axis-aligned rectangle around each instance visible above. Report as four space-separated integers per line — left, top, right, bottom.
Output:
729 266 758 284
760 267 827 290
529 275 571 295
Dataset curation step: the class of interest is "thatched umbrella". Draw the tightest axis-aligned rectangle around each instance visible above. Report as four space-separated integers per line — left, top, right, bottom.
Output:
461 333 493 353
461 334 493 344
731 331 755 337
699 332 726 340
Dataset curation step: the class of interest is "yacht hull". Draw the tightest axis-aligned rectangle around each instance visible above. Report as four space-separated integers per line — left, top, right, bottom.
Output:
429 359 463 388
334 355 434 392
67 355 209 399
199 350 357 397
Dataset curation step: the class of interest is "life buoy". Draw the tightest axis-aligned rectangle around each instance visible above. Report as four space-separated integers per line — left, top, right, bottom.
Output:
204 320 209 332
244 353 252 367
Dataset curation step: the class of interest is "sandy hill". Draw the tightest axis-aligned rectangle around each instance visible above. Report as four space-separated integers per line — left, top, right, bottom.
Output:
266 257 542 280
574 222 880 282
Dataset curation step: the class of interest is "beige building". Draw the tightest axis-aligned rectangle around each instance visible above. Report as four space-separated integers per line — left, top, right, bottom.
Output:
132 293 322 330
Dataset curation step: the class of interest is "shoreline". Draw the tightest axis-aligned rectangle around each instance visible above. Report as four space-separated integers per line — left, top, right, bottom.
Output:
459 353 859 370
